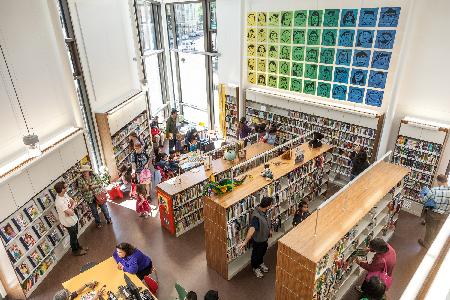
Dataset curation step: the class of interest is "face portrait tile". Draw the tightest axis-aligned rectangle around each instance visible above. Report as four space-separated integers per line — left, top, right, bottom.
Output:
307 29 321 45
348 87 365 103
247 13 256 26
336 49 352 66
356 30 374 48
359 8 379 27
294 10 308 27
371 51 392 70
365 89 384 107
268 60 278 74
292 46 305 61
320 48 336 64
257 44 267 57
368 70 388 89
317 82 332 98
322 29 337 46
268 12 280 27
379 7 401 27
278 76 290 90
268 29 280 44
340 9 358 27
291 78 303 92
257 59 267 72
304 64 318 79
247 44 256 56
279 45 291 60
353 50 371 67
257 73 267 86
279 61 291 75
303 80 317 95
257 12 267 26
375 30 396 49
291 62 304 77
338 29 355 47
318 65 333 81
247 58 256 71
332 84 348 100
267 74 278 88
308 10 323 27
268 45 278 59
257 28 267 43
323 9 340 27
280 29 293 44
293 29 306 44
334 67 350 84
247 28 256 43
281 11 293 27
305 47 319 63
350 68 368 86
248 72 256 84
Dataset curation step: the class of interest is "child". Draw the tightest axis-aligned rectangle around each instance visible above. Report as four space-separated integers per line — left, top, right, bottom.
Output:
292 201 310 227
136 184 151 218
150 117 164 147
189 137 199 152
119 165 133 193
168 153 180 172
263 127 277 145
156 153 175 178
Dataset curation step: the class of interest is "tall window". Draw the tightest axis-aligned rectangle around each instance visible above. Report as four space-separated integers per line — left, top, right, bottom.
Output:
166 0 217 128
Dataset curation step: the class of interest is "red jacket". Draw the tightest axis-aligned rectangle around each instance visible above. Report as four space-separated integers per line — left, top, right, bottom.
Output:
359 244 397 276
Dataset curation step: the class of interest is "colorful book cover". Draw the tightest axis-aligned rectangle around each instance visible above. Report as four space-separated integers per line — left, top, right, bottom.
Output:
7 242 24 264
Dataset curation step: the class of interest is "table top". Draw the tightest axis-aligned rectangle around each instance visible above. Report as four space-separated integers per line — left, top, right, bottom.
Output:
62 257 157 299
207 142 333 209
157 142 273 196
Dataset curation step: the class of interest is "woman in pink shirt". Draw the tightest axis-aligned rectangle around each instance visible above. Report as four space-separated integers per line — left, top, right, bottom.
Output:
357 238 397 293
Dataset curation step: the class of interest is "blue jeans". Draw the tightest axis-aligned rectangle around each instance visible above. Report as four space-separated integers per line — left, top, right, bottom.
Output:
88 200 111 224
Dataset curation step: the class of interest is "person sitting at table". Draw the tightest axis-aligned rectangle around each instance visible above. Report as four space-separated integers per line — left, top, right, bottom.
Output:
185 128 199 145
113 242 153 280
189 137 199 152
155 153 175 177
168 152 180 172
53 281 105 300
262 126 277 145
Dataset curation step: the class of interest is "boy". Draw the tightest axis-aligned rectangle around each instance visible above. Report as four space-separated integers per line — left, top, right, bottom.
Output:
293 201 310 227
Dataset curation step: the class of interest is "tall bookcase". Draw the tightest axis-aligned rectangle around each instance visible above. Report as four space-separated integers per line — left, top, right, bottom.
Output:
204 143 333 280
220 84 240 141
95 93 150 179
275 161 409 300
245 87 384 186
391 118 449 216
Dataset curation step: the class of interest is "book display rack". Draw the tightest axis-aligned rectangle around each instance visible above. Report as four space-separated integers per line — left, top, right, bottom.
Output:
391 118 449 215
220 84 240 140
204 143 333 280
0 157 93 297
275 161 409 300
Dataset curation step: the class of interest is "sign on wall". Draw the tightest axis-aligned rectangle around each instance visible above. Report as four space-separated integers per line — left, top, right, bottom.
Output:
246 7 401 107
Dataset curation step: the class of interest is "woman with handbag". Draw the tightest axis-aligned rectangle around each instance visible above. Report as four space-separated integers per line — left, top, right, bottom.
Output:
77 165 112 228
356 238 396 293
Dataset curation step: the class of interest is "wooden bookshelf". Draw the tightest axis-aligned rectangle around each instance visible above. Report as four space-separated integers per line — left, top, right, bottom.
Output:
204 142 333 280
275 161 409 300
157 142 273 237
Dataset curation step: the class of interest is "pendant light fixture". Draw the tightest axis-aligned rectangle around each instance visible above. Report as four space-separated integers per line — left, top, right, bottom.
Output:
0 43 41 158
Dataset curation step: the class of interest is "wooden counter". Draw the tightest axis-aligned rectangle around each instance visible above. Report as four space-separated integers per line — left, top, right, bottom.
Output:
62 257 157 299
157 142 273 196
208 142 333 209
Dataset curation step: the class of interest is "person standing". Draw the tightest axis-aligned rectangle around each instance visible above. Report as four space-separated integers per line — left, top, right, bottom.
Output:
237 117 253 140
350 147 370 179
238 197 273 278
54 181 87 256
166 108 179 151
419 174 450 248
77 165 112 228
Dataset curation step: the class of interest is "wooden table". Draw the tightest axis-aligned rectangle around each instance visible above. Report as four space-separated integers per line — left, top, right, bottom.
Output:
62 257 157 299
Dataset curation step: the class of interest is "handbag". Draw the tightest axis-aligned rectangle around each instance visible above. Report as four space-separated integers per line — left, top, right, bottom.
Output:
366 258 392 290
95 191 108 205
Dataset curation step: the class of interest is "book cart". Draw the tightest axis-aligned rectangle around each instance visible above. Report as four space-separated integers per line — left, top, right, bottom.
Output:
0 131 94 298
275 160 409 300
95 93 150 179
156 138 273 237
203 142 333 280
391 117 449 216
245 87 384 186
219 84 240 141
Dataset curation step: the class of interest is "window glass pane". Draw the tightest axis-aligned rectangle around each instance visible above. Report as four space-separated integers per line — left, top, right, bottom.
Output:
144 54 164 114
179 52 207 111
183 106 208 126
138 5 157 51
166 5 175 49
170 51 180 104
174 3 204 51
212 56 219 130
209 1 217 30
210 32 217 52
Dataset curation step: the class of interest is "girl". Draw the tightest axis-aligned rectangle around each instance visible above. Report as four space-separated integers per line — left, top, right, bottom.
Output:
135 184 151 218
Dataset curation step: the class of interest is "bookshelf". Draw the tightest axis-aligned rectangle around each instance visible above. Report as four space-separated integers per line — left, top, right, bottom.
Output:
391 117 449 216
0 156 94 298
203 142 333 280
220 84 240 141
245 88 384 186
157 142 274 237
275 161 409 300
95 93 149 179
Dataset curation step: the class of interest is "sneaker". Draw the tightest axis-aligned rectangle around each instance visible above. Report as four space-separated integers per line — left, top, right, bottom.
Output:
80 246 89 251
107 219 112 224
354 286 363 293
73 249 87 256
253 268 264 278
96 223 103 229
259 263 269 273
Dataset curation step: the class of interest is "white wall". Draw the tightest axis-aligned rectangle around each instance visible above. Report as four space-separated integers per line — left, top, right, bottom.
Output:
0 0 81 168
69 0 142 113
